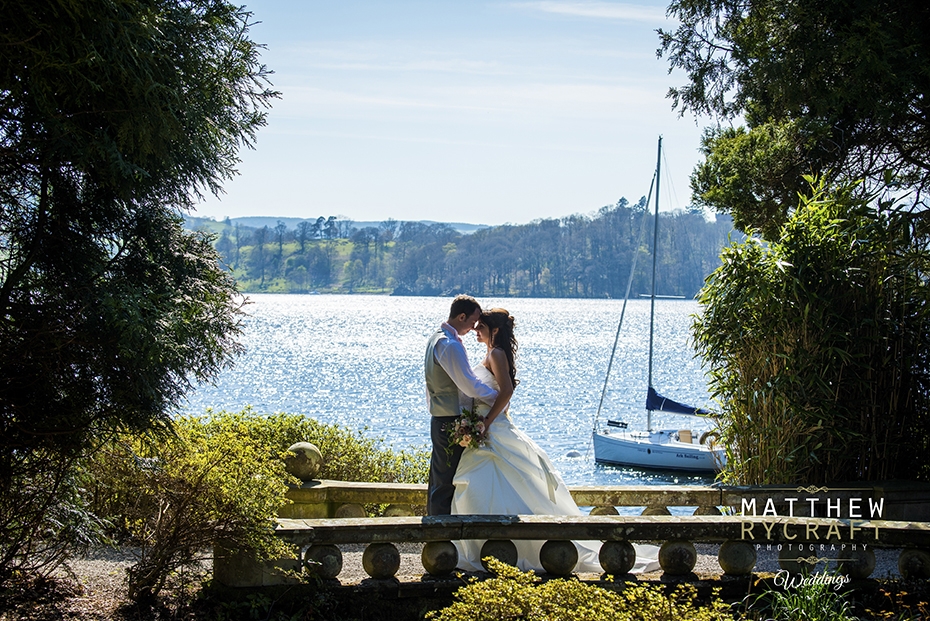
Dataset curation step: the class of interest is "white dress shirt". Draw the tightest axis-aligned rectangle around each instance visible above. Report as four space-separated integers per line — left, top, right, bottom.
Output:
433 322 498 410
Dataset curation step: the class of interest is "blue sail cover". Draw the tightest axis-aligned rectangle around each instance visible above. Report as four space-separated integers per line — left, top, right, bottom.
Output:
646 386 710 415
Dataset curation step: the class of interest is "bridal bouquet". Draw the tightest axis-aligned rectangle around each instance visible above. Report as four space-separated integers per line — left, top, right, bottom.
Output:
445 405 489 461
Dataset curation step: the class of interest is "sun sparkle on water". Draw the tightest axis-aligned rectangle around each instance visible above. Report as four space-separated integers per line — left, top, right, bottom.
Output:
185 294 716 490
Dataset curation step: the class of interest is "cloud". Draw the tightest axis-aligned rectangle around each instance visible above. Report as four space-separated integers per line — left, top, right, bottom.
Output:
284 45 513 77
515 1 667 22
274 80 667 122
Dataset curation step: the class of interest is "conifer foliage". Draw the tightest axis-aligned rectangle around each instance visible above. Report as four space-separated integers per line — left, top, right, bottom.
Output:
0 0 276 581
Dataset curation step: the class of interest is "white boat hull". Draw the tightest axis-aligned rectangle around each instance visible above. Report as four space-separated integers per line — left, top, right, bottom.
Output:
593 429 725 473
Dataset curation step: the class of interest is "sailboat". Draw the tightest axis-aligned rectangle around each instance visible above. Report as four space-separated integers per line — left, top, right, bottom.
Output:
592 137 725 474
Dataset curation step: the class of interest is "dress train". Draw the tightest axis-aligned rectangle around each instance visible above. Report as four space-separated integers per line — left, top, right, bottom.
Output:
450 365 660 574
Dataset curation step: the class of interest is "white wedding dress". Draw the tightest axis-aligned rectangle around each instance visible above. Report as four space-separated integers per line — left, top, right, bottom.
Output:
451 364 660 574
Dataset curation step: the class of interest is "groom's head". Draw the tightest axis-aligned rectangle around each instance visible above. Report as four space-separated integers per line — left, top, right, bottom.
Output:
448 295 482 336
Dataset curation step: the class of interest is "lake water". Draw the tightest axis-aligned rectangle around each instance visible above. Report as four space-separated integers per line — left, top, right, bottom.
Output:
183 294 717 487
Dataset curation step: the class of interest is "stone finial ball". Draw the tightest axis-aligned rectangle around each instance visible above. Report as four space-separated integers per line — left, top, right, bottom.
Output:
718 540 757 575
659 540 697 575
480 540 518 571
599 540 636 575
362 543 401 579
285 442 323 481
422 541 458 576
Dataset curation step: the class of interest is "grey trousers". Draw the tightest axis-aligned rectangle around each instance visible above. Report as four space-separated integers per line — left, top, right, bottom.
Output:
427 416 464 515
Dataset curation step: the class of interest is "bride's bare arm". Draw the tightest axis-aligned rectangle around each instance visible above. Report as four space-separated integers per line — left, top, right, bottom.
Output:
483 348 513 426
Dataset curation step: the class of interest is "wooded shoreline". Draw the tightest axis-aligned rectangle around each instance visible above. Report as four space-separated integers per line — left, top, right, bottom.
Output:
189 207 736 299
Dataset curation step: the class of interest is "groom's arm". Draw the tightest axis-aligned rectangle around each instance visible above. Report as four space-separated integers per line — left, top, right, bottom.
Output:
434 339 498 403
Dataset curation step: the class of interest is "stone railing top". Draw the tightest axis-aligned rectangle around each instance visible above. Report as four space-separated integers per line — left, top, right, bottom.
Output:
288 480 930 519
289 480 427 505
288 480 734 506
276 514 928 548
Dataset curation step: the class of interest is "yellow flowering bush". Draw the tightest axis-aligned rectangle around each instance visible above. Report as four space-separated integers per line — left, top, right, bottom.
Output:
428 558 733 621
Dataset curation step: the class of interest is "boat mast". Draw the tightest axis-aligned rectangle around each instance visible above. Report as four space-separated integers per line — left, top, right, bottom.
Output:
593 173 656 433
646 136 661 433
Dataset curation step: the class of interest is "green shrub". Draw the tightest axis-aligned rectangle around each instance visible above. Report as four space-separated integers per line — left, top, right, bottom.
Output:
693 178 930 484
0 452 108 584
85 420 296 602
83 408 429 600
428 558 732 621
195 407 429 484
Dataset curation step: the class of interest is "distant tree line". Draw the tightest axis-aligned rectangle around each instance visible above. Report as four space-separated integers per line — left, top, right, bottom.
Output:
200 198 736 298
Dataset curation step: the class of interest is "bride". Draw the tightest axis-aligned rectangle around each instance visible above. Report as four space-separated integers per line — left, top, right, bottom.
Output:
451 308 659 574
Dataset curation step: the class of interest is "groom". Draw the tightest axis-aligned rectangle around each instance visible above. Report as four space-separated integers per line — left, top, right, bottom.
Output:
424 294 498 515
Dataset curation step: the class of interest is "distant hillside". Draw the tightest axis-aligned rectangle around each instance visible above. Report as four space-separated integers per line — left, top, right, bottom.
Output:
184 215 488 236
185 199 738 299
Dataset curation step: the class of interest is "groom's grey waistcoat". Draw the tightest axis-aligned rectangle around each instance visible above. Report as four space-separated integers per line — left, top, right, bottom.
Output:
425 330 460 417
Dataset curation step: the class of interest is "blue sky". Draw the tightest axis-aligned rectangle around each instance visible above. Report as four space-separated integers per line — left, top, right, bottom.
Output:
195 1 712 226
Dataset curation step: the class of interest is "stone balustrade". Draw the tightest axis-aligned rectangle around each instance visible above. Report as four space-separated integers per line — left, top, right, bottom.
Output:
215 477 930 587
280 479 930 521
281 480 734 518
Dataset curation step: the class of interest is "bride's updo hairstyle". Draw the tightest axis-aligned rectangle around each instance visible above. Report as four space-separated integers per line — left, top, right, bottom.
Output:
481 308 519 389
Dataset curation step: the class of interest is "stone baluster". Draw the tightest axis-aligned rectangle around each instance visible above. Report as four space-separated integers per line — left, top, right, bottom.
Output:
839 546 875 580
717 540 755 576
898 549 930 579
590 505 619 516
641 505 671 516
335 503 367 518
658 540 697 575
363 542 401 579
480 540 518 570
421 541 458 576
304 544 343 579
598 540 636 575
539 540 578 576
383 503 414 516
